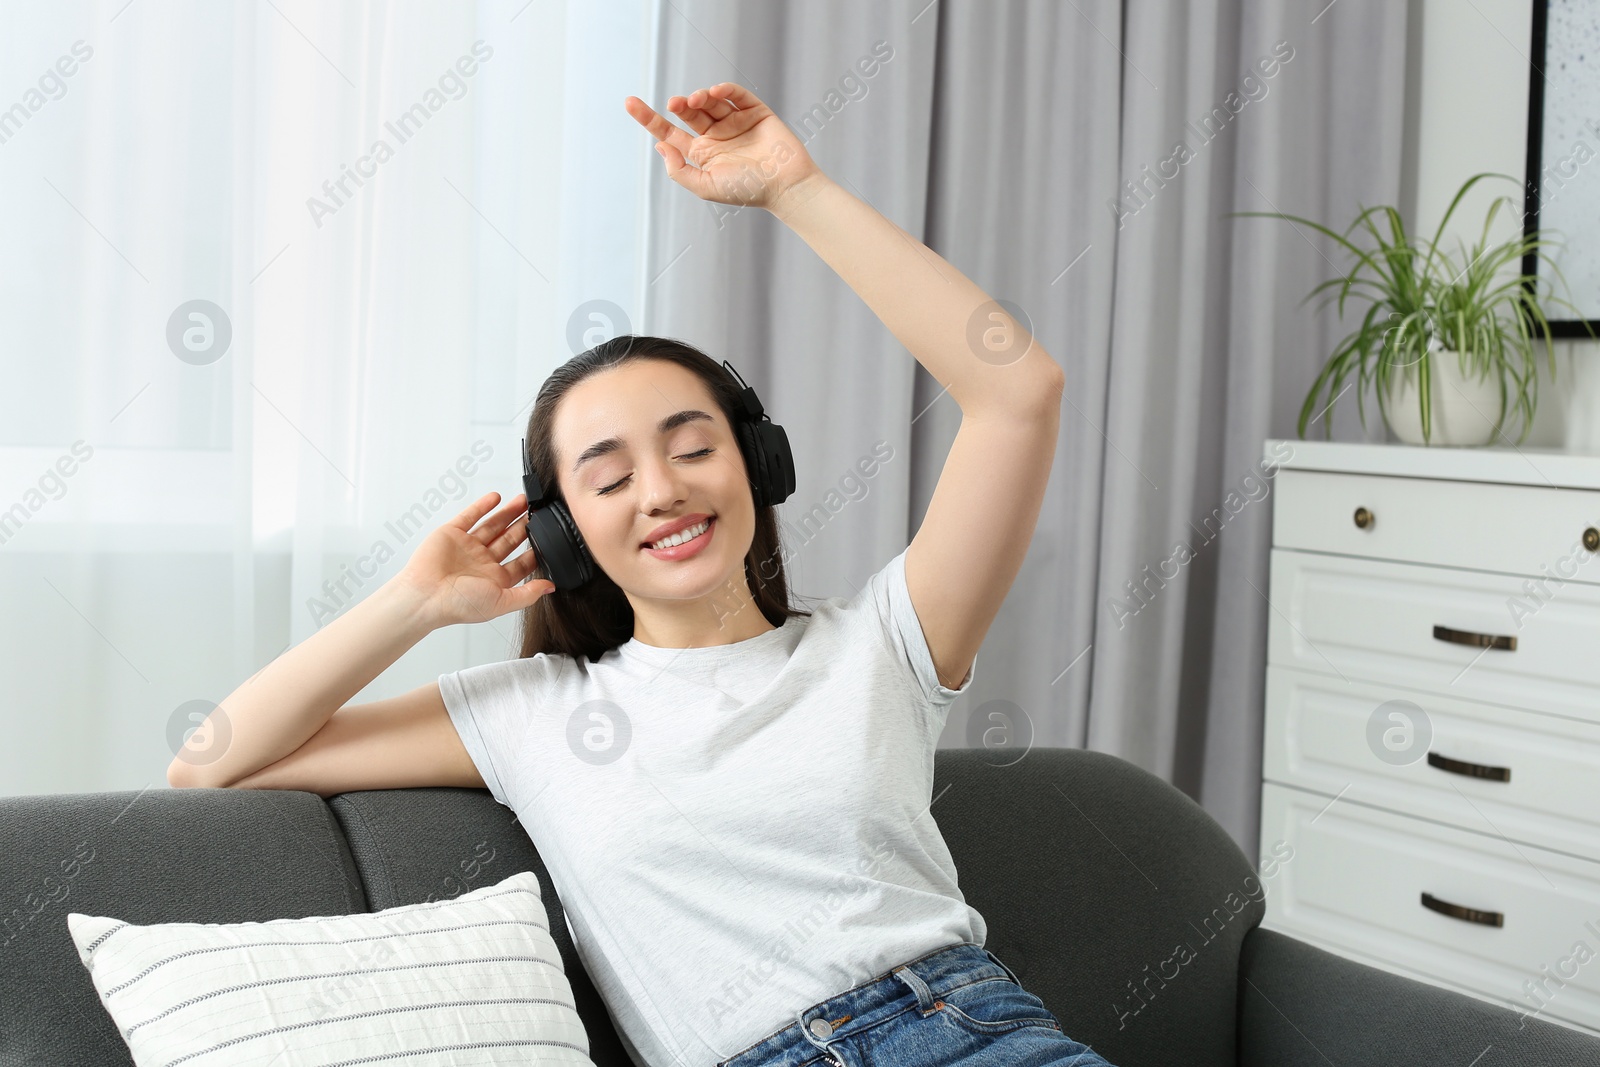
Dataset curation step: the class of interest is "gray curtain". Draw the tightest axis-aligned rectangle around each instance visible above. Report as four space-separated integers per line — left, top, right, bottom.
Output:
642 0 1406 855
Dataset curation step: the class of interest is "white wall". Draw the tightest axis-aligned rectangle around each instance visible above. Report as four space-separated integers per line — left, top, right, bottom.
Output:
1413 0 1531 249
1410 0 1600 451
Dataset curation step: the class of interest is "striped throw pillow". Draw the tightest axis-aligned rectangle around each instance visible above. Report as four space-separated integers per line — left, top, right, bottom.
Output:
66 870 596 1065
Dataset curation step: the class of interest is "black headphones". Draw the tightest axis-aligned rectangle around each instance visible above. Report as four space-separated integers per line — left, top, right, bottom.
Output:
521 359 796 590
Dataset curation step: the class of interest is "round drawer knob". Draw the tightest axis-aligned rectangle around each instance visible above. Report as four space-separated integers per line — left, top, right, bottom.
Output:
1585 526 1599 553
1353 507 1374 530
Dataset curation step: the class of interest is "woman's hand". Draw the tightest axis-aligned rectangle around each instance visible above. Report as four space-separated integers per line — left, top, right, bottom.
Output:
624 83 823 214
392 491 556 629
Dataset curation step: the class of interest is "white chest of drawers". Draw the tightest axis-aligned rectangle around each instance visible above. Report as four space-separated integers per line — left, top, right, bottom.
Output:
1256 438 1600 1037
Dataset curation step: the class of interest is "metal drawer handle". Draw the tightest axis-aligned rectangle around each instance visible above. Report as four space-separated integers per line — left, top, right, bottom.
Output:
1426 751 1510 783
1421 892 1503 928
1432 624 1516 652
1353 506 1374 530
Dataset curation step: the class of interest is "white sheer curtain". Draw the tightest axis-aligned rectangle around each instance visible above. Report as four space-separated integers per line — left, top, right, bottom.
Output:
0 0 657 796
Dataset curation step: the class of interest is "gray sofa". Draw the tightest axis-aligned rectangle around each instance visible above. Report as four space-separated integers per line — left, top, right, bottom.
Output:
3 748 1594 1066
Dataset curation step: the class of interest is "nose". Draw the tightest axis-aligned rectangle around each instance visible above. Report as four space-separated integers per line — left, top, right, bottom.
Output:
635 452 689 515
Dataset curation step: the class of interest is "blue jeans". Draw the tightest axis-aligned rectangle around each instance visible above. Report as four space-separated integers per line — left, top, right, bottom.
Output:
715 941 1116 1066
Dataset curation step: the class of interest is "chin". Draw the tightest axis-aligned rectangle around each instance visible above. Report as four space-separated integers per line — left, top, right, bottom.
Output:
632 547 747 596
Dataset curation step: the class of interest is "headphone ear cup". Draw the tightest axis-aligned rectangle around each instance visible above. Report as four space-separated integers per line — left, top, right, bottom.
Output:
762 421 796 504
739 420 796 508
526 499 596 590
551 501 598 587
735 421 769 507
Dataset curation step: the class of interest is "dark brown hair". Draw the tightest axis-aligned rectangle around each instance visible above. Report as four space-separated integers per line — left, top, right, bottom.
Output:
517 335 812 663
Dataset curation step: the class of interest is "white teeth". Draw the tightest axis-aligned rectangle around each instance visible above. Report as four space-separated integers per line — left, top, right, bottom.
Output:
648 519 709 550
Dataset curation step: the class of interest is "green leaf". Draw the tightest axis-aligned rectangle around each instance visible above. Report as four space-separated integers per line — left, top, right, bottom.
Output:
1230 170 1585 442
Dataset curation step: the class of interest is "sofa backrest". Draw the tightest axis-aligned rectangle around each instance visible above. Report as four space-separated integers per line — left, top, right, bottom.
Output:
927 748 1265 1067
0 787 373 1063
326 785 635 1065
0 748 1261 1067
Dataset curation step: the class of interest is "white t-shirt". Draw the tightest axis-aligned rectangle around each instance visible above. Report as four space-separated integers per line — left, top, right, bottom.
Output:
437 546 984 1067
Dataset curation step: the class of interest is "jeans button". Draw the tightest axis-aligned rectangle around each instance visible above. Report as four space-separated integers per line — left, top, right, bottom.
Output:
808 1018 833 1038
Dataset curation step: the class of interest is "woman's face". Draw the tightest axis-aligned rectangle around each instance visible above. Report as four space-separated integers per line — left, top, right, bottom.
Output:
553 359 754 603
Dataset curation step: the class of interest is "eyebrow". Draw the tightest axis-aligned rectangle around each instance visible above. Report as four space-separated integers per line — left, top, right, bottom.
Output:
571 409 716 474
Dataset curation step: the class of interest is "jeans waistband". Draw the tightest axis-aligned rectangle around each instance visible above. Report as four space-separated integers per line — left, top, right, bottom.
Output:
716 941 1023 1067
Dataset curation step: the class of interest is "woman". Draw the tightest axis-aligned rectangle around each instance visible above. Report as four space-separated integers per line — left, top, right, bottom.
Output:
172 82 1099 1067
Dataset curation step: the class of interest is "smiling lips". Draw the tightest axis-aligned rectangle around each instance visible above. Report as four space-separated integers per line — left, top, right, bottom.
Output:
647 518 710 548
641 516 716 560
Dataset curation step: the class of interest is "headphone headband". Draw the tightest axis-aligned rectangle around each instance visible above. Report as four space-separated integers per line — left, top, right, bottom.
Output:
522 435 553 507
721 359 767 422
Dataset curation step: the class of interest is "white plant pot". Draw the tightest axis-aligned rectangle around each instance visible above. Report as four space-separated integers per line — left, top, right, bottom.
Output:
1381 350 1507 447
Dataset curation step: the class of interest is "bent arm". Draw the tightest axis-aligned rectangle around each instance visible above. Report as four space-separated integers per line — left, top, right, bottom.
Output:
224 682 485 799
167 579 437 789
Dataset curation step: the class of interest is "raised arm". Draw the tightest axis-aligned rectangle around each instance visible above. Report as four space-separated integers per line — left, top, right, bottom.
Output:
625 83 1064 689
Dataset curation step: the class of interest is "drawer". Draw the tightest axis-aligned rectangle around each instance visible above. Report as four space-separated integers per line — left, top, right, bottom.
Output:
1267 549 1600 722
1271 468 1600 580
1259 782 1600 1032
1263 666 1600 859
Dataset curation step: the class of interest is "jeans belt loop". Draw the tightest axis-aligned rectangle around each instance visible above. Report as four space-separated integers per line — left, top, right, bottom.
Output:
892 963 939 1014
984 947 1024 987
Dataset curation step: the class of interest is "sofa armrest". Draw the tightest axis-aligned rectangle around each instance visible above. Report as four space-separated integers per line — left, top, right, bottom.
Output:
1238 927 1600 1066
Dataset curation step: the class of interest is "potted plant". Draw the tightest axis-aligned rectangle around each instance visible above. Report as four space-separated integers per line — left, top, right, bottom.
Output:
1232 172 1593 446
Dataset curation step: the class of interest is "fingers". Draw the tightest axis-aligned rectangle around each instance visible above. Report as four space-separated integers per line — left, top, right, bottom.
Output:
623 96 696 156
487 512 531 562
626 85 752 146
514 548 550 583
654 140 718 200
515 575 557 606
673 88 738 132
467 492 528 547
686 86 738 119
506 549 556 600
705 82 763 113
667 94 717 135
447 491 505 532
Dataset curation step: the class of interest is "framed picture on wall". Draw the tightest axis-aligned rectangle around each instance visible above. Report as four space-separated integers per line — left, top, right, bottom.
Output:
1523 0 1600 337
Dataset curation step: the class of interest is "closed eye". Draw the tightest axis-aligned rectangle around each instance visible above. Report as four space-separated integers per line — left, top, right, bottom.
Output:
596 448 715 496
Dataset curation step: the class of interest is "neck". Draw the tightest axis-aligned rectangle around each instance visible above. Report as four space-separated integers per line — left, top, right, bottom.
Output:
628 579 778 649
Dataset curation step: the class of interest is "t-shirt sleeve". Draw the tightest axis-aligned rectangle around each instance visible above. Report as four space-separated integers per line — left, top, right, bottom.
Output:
437 655 552 811
858 546 977 706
